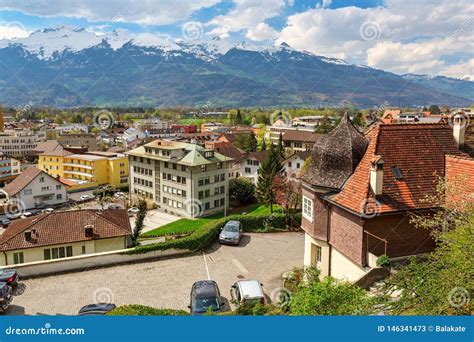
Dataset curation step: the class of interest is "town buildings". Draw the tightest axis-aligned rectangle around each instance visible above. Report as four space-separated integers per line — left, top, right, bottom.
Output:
0 130 46 158
300 114 469 281
57 132 100 151
127 140 232 218
0 155 21 185
38 151 128 190
0 209 131 266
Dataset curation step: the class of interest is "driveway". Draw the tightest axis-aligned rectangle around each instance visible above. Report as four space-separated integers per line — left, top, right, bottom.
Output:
7 232 304 315
130 209 180 233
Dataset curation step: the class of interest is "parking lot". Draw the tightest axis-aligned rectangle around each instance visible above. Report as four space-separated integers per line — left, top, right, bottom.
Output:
7 232 304 315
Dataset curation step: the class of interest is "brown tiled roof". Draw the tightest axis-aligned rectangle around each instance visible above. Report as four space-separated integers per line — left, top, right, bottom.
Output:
33 140 63 154
282 130 322 143
329 123 463 215
0 209 131 252
107 146 126 153
3 167 44 196
301 114 368 190
216 145 246 162
285 150 311 161
445 155 474 209
247 150 269 163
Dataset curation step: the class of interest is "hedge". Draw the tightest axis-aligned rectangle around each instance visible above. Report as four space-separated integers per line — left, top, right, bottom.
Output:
126 212 301 255
106 305 189 316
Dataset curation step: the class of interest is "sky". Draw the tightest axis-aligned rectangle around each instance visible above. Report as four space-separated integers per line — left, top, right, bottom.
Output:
0 0 472 79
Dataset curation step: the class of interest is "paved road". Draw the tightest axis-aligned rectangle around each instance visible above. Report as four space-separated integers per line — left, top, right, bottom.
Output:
7 232 304 315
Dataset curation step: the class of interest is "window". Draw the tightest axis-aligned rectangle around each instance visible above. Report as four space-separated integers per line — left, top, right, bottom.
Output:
288 162 292 167
44 249 51 260
39 176 45 183
57 194 62 200
13 252 24 264
296 163 300 169
82 246 86 254
316 246 322 262
23 189 32 195
245 167 251 173
56 185 62 190
302 196 313 222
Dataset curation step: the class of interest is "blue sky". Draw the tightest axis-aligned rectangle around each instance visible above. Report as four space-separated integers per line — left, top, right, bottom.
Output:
0 0 472 79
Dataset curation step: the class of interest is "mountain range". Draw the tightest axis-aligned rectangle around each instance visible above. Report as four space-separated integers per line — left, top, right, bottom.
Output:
0 27 472 108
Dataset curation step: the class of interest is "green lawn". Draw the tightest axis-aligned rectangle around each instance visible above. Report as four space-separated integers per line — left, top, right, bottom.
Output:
141 204 279 238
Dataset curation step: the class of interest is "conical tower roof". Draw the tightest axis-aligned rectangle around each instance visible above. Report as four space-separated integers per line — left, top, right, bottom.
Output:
301 113 368 190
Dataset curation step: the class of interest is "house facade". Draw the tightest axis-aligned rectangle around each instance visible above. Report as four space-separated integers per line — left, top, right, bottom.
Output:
1 167 68 210
240 151 267 184
127 140 232 218
300 115 465 281
0 209 131 266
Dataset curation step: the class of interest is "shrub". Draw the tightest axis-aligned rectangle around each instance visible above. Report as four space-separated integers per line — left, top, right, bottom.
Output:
376 255 391 267
106 305 189 316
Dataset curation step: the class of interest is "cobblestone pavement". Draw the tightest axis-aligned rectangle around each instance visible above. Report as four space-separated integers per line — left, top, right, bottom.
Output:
7 232 304 315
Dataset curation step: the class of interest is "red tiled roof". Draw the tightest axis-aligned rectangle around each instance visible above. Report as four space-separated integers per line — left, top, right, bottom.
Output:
0 209 131 252
330 123 463 215
445 155 474 209
282 130 322 143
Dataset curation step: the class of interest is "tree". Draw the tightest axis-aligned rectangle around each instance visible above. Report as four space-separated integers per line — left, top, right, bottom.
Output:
229 177 255 204
236 109 243 125
428 104 441 114
131 199 148 246
276 132 284 157
255 145 284 213
274 175 302 227
235 133 258 152
261 138 267 151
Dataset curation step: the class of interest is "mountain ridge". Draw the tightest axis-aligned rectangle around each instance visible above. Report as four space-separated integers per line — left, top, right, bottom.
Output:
0 26 472 108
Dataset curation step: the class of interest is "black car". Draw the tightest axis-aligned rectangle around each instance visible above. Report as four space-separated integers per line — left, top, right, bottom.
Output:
78 303 117 316
0 283 13 312
0 269 18 287
189 280 224 315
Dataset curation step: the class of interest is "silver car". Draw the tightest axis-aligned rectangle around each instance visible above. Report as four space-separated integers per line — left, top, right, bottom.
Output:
230 280 266 306
219 220 242 245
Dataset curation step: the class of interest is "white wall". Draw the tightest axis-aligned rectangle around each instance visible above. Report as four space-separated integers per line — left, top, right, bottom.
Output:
17 173 67 209
240 157 260 184
330 247 368 282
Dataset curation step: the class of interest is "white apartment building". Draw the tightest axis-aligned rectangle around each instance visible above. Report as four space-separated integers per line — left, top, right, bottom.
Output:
127 140 232 218
0 130 46 157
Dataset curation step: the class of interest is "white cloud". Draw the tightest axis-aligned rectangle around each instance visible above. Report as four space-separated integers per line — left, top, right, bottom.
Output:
0 0 221 25
322 0 332 8
276 0 474 79
207 0 285 39
0 23 30 39
246 22 278 41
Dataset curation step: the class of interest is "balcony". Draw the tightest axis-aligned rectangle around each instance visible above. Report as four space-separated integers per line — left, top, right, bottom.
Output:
63 170 94 178
63 163 93 170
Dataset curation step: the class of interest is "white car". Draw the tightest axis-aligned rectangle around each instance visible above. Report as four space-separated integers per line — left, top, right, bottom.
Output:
80 195 93 201
114 192 126 198
127 207 140 215
20 212 33 219
42 208 54 213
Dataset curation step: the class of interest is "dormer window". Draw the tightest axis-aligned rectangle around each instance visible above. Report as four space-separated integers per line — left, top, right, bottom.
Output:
391 166 403 180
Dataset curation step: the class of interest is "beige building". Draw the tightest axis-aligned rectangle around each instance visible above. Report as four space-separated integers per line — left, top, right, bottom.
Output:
127 140 232 218
0 130 46 157
0 209 131 266
57 133 100 151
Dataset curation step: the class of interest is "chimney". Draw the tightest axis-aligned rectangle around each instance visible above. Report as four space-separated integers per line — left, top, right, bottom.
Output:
370 156 384 197
452 112 466 147
24 230 32 242
85 224 94 238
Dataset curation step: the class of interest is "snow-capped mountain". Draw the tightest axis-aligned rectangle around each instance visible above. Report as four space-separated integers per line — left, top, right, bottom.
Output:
0 27 472 107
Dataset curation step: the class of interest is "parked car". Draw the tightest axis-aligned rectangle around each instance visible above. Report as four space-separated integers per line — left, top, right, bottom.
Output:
42 208 54 214
114 192 126 198
78 303 116 316
20 212 33 219
127 207 139 215
219 220 242 245
0 218 11 227
189 280 224 315
80 194 93 201
108 204 122 210
0 283 12 312
0 269 18 287
230 280 265 306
